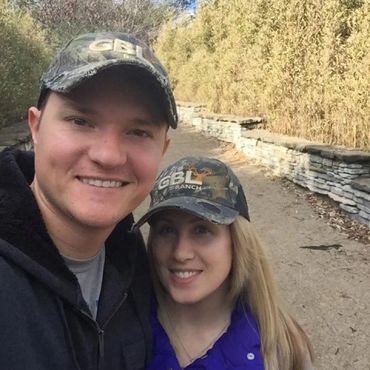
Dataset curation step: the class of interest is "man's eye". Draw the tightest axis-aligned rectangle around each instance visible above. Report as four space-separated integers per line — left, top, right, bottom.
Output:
67 117 90 126
128 129 152 138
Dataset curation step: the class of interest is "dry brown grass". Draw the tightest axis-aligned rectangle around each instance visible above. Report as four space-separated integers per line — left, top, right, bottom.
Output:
156 0 370 150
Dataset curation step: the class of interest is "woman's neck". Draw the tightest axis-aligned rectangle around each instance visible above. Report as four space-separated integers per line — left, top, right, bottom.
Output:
158 291 235 368
163 293 233 329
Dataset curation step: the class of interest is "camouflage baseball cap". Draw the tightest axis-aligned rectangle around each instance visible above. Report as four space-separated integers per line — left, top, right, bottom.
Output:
38 32 178 128
135 156 250 228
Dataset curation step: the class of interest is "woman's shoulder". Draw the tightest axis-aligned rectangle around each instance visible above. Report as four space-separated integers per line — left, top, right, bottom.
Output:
148 306 182 370
148 300 264 370
185 301 264 369
302 348 315 370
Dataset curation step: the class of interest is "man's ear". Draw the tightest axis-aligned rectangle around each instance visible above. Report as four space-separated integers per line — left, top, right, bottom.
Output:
28 107 41 146
162 135 171 156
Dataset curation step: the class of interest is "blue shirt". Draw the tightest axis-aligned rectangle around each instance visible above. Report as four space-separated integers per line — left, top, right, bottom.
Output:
147 301 264 370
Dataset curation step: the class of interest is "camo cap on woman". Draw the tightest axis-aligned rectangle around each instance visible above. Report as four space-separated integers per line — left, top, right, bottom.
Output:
135 156 250 228
38 32 178 128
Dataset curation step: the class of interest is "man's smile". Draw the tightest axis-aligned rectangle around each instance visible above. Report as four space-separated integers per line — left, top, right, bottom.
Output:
78 177 125 188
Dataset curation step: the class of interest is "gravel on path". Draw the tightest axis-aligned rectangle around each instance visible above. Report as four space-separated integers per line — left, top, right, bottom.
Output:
134 125 370 370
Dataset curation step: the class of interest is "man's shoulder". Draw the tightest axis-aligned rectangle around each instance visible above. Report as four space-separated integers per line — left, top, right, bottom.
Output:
0 241 30 291
0 148 34 213
105 213 149 277
107 213 144 249
0 148 34 176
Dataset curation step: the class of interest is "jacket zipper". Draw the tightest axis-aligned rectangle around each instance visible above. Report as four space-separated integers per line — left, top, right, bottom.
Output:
98 291 129 370
77 291 128 370
98 328 105 360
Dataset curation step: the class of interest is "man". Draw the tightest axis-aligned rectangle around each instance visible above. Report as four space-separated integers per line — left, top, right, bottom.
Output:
0 32 177 370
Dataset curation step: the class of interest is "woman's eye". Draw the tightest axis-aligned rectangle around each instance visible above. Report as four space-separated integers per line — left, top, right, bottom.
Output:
157 225 175 235
194 225 210 235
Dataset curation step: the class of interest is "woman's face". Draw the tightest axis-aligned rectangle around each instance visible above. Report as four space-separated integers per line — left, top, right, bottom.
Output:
150 210 233 306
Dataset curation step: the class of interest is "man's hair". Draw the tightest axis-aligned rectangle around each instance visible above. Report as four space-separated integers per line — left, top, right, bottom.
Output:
37 32 178 128
38 65 169 126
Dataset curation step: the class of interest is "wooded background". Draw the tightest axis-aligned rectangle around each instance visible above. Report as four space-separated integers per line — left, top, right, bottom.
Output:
1 0 369 150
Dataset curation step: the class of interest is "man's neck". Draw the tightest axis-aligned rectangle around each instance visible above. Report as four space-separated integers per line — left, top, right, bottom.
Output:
30 181 115 258
46 218 111 259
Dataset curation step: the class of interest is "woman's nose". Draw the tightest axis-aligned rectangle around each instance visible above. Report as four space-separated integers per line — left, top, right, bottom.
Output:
172 235 195 262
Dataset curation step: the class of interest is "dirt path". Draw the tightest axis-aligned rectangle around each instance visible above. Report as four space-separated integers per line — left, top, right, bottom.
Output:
134 124 370 370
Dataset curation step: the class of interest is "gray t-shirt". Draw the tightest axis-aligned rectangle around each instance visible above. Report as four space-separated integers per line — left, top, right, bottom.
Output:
62 247 105 319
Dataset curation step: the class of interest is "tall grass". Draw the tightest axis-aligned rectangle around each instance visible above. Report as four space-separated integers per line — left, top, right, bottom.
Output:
0 0 52 127
156 0 370 150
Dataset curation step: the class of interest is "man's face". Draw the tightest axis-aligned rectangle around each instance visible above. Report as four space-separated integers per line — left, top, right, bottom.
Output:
28 71 170 232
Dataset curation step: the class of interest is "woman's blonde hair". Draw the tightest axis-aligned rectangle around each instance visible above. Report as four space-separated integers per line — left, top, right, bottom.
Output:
229 216 313 370
147 215 313 370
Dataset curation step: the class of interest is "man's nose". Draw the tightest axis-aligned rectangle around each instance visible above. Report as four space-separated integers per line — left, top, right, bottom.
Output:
88 130 127 168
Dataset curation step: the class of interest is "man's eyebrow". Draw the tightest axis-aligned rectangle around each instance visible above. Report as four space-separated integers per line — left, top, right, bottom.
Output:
61 98 98 115
131 117 162 126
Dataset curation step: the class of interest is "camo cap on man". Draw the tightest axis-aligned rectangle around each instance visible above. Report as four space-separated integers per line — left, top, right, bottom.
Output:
135 156 250 228
38 32 178 128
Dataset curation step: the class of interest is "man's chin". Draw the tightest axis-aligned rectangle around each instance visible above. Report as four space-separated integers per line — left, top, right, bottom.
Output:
72 212 123 231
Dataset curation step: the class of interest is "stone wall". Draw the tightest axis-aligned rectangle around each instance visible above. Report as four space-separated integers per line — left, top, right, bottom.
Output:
177 102 370 227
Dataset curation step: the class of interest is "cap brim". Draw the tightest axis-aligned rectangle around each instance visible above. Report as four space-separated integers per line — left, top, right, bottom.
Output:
40 59 177 128
134 196 239 230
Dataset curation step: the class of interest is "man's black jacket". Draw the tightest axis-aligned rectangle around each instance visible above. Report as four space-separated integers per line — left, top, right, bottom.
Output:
0 148 152 370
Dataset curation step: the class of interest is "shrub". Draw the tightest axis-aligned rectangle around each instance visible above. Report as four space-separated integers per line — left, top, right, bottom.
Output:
0 0 52 127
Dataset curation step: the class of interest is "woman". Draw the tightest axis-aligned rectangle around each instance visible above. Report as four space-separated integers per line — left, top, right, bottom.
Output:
135 156 314 370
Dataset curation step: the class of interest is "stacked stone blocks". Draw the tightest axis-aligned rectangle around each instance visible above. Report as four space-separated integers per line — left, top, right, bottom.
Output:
177 102 370 227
